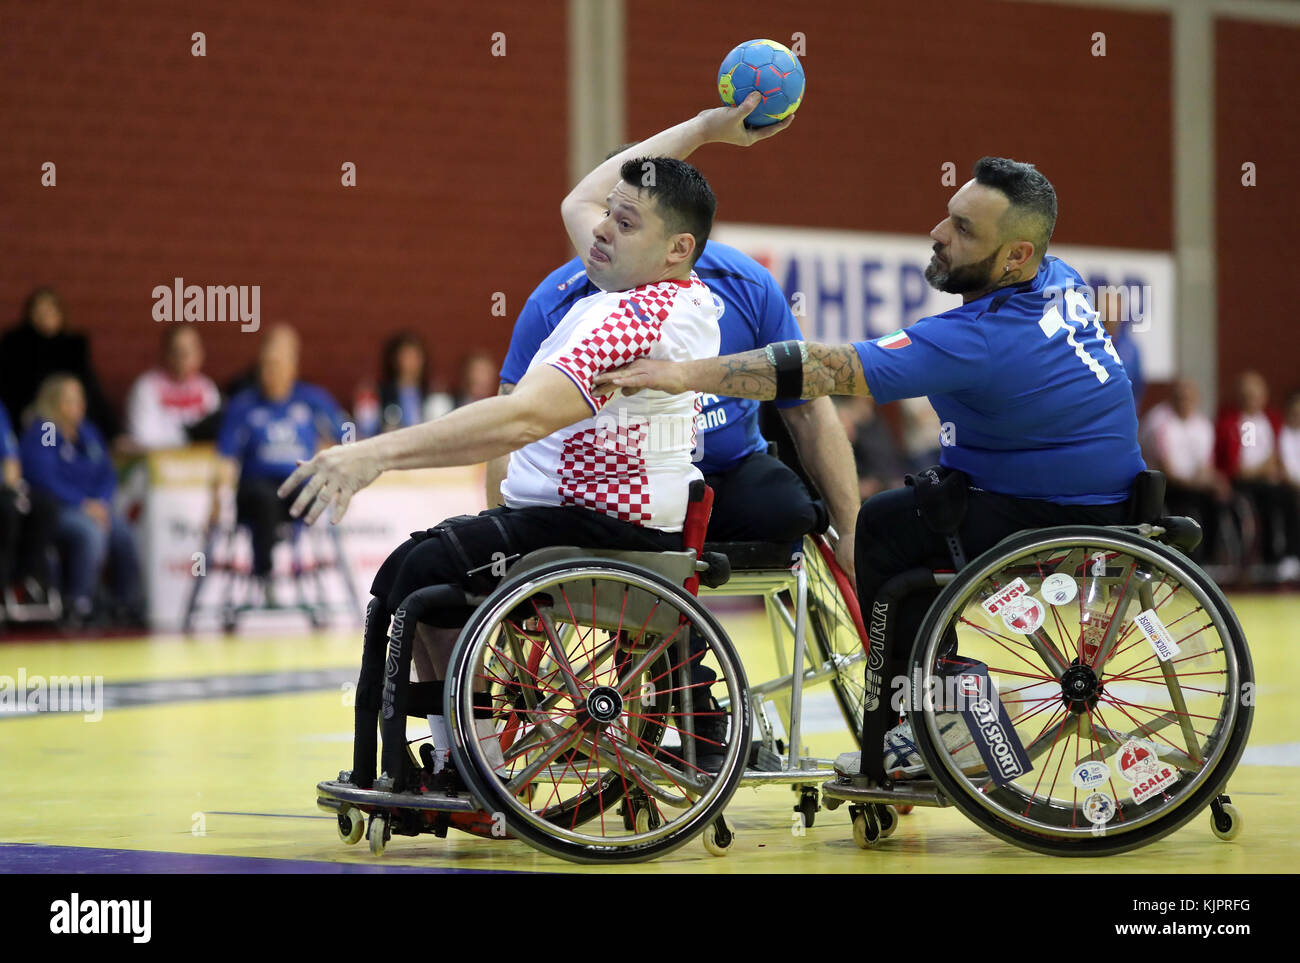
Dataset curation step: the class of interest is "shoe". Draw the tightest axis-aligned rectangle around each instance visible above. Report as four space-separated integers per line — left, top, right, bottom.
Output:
883 717 985 779
1277 556 1300 583
657 700 729 774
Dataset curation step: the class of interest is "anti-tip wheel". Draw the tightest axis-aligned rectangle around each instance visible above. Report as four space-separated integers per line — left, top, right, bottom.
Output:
852 810 882 850
702 816 734 857
876 804 898 839
1211 803 1242 841
367 814 389 856
337 806 365 845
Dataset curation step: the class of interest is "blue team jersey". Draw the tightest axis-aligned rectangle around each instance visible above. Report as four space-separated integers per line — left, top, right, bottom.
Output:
19 418 116 506
500 242 807 475
217 383 347 483
853 256 1144 505
0 403 17 461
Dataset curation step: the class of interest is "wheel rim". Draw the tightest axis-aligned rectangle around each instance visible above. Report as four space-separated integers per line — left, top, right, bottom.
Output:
914 532 1245 842
451 565 748 852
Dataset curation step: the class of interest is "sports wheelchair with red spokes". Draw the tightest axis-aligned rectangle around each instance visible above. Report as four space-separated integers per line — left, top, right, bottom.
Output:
317 482 763 863
823 471 1253 856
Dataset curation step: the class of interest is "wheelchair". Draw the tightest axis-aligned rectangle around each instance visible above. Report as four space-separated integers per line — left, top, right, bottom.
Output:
822 470 1254 857
317 482 757 863
182 517 362 632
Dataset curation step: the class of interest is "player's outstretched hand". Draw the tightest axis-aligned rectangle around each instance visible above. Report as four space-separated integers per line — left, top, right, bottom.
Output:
696 91 793 147
592 358 687 397
277 445 383 525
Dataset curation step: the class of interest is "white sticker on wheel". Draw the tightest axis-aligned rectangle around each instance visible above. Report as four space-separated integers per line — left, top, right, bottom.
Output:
1071 760 1110 790
1084 791 1116 824
1133 608 1181 662
981 577 1032 619
1040 573 1078 606
1000 596 1045 635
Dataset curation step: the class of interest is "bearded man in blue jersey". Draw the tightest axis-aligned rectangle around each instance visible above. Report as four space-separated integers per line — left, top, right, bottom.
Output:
597 157 1146 775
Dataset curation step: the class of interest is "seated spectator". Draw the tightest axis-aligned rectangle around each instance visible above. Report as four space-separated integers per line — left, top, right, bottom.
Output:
1098 287 1145 406
353 332 453 437
123 326 221 451
0 401 60 609
1215 370 1300 580
18 375 144 625
210 326 348 601
454 350 499 408
1143 379 1227 563
0 287 120 442
834 395 905 500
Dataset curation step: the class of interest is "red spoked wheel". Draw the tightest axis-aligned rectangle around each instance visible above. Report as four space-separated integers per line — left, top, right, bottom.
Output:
447 557 751 863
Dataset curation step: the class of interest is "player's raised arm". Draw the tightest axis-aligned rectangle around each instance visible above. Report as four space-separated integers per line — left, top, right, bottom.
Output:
593 342 870 402
560 92 792 265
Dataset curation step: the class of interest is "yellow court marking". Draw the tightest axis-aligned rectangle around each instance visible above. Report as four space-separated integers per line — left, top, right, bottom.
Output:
1 594 1295 873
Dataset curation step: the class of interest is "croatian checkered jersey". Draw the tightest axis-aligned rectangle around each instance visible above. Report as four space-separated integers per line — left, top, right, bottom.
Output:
501 273 720 532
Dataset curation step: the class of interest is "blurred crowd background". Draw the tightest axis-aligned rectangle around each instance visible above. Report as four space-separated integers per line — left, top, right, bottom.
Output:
2 0 1296 629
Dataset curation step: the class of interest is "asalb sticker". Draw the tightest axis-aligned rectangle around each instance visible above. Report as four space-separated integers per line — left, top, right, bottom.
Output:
1116 738 1179 804
981 578 1031 619
1133 608 1181 662
1040 573 1078 606
1083 791 1116 825
1000 596 1045 634
1071 760 1110 790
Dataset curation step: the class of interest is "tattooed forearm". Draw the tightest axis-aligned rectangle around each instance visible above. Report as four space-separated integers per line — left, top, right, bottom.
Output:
681 343 869 401
802 343 869 399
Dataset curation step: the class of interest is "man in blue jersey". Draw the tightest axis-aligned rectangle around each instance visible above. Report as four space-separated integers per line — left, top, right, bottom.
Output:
488 241 860 579
597 157 1145 773
211 325 348 597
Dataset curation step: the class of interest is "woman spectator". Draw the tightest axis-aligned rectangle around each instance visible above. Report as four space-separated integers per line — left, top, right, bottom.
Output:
0 288 120 442
19 375 144 626
353 332 453 438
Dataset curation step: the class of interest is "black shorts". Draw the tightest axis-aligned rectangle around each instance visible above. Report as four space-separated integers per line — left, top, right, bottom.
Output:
371 504 683 615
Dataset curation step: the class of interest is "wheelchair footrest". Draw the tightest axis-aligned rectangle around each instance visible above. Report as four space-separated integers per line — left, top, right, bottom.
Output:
316 779 481 813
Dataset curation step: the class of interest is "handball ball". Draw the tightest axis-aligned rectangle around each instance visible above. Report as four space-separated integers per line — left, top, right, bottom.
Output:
717 39 805 127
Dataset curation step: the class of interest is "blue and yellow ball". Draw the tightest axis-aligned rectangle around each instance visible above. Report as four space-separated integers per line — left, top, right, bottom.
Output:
717 39 805 127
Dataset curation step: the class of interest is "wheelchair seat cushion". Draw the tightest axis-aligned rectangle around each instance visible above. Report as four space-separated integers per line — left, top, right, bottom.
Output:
703 540 799 571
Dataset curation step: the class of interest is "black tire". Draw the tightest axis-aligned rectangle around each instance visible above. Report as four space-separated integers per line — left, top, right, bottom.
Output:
906 526 1253 857
447 557 751 863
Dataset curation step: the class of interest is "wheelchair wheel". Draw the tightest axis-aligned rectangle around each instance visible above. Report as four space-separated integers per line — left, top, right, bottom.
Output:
907 526 1253 856
447 557 751 863
804 535 870 746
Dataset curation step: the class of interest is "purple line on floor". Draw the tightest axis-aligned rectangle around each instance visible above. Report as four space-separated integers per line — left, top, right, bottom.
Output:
0 843 522 874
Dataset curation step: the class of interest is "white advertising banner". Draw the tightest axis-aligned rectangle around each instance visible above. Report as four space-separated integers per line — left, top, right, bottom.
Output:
138 450 486 631
711 223 1176 380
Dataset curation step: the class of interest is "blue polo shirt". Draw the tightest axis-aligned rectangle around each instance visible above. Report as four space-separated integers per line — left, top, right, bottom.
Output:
19 418 116 506
853 256 1144 504
217 383 348 484
0 404 17 462
500 242 806 475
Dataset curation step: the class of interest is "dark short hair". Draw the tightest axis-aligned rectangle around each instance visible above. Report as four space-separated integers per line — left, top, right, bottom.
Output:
973 156 1057 252
618 157 717 265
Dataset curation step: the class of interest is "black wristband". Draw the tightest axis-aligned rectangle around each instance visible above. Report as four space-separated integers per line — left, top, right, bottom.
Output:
769 340 804 401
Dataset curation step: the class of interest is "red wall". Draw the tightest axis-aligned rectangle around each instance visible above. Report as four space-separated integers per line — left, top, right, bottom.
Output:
1215 17 1300 407
0 0 570 410
625 0 1172 250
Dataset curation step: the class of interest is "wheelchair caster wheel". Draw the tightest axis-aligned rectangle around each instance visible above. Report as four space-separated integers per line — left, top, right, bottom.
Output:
851 806 882 849
633 805 661 835
368 814 390 856
794 787 819 829
876 804 898 839
1211 802 1242 841
702 816 734 857
337 806 365 845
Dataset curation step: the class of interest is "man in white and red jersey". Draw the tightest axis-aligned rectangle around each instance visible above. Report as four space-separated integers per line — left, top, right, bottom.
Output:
278 94 790 791
124 326 221 450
